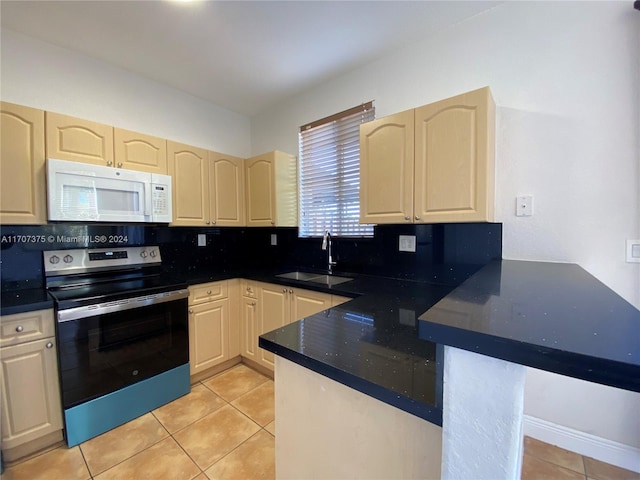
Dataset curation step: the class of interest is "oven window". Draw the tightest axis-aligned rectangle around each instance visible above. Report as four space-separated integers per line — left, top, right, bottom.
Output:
57 297 188 409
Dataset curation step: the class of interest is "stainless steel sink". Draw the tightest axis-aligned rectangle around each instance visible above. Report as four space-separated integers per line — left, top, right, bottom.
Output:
275 271 321 281
305 274 353 286
275 271 353 286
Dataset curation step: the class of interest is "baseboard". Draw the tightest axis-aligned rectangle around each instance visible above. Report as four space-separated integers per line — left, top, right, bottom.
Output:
523 415 640 473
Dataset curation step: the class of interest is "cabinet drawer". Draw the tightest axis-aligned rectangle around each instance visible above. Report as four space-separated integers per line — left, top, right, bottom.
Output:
241 279 258 299
0 309 54 348
189 281 228 305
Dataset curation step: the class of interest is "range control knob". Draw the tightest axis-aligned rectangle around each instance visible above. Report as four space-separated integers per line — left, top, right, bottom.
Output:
140 251 148 259
49 255 60 264
63 255 73 263
149 250 157 258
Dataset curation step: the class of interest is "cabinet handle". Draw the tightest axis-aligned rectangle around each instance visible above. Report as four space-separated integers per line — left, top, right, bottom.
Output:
107 161 113 166
117 162 123 168
282 288 287 293
188 309 193 314
415 215 421 220
289 289 293 294
206 221 210 225
212 220 216 224
46 342 53 349
404 215 410 221
15 325 23 333
207 290 212 294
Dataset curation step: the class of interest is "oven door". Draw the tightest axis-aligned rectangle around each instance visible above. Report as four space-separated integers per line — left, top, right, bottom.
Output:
56 290 189 410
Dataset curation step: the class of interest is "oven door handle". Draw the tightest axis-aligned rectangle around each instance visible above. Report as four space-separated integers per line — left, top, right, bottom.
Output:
57 289 189 323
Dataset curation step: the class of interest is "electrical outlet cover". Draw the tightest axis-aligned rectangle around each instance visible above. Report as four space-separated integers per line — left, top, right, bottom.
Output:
399 235 416 252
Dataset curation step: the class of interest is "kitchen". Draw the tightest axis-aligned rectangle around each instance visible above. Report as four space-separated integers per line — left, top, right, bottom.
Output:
1 1 639 479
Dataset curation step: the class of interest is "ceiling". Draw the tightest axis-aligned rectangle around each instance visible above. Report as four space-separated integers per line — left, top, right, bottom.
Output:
1 1 500 117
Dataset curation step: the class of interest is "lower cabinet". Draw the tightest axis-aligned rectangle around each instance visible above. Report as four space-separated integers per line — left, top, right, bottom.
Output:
188 280 240 377
0 309 63 461
241 281 338 372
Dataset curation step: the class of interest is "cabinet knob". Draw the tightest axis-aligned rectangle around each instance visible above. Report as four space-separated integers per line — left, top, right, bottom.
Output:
207 290 212 294
206 221 210 225
15 325 23 333
282 288 287 293
415 215 421 220
46 342 53 349
404 216 410 221
251 301 256 306
117 162 123 168
289 289 293 294
270 221 275 225
107 161 113 166
188 309 193 314
212 220 216 224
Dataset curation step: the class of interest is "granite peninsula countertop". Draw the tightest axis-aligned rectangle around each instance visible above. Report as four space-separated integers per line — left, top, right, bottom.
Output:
260 259 640 427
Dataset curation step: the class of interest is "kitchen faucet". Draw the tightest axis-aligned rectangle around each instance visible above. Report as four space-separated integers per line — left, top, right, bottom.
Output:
322 230 337 274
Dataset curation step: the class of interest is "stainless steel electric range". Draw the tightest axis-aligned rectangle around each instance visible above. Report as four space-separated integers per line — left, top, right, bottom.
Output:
43 246 190 446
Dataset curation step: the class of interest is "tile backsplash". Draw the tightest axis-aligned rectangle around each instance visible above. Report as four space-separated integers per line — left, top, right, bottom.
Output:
0 222 501 291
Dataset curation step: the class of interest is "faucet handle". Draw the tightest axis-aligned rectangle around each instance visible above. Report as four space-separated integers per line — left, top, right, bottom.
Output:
322 230 330 250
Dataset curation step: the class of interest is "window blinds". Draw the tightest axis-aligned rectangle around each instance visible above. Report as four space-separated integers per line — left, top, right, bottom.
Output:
298 102 375 237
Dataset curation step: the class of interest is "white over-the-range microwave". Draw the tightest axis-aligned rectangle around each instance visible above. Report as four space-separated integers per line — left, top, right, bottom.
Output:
47 158 172 223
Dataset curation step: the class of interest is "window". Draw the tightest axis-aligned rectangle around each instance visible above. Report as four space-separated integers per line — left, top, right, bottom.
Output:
298 102 375 237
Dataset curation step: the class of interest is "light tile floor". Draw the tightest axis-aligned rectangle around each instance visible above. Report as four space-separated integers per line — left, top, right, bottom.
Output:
2 364 275 480
2 363 638 480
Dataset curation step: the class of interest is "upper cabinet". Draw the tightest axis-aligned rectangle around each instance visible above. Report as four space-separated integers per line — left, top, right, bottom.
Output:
168 142 246 227
359 109 415 224
114 128 167 174
0 102 47 225
209 152 245 226
245 151 297 227
45 112 114 166
168 141 209 226
360 87 495 224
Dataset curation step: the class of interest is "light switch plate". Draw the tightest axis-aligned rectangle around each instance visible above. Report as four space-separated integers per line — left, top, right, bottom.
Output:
516 195 534 217
271 234 277 246
399 235 416 252
626 239 640 263
197 234 206 247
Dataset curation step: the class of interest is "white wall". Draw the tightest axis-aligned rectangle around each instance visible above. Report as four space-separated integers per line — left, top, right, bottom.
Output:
0 29 251 157
251 1 640 452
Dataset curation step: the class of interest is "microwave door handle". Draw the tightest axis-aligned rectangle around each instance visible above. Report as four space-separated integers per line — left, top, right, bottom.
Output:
144 184 152 217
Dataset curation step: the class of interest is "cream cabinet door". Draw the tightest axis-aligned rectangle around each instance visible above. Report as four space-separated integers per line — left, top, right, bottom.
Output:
114 128 167 174
245 155 275 226
188 298 229 375
0 102 46 224
0 338 63 449
359 110 414 224
414 87 495 223
290 288 332 322
245 151 297 227
168 141 209 226
209 152 245 226
45 112 114 166
241 296 259 363
258 284 289 369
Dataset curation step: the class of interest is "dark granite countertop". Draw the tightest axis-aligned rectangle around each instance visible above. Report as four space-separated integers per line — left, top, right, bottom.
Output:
260 279 454 426
260 259 640 426
1 288 54 316
418 260 640 392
